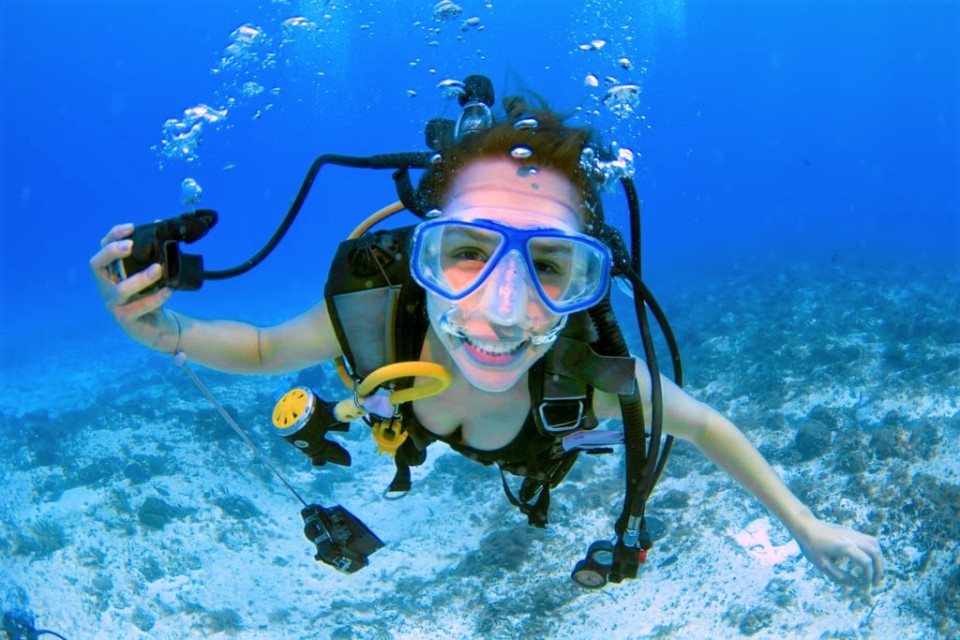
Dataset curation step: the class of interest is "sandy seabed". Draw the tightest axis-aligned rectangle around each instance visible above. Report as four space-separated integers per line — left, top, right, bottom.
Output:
2 255 958 639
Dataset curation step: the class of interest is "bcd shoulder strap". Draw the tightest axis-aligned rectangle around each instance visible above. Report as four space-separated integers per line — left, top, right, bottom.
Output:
324 225 422 379
528 312 638 438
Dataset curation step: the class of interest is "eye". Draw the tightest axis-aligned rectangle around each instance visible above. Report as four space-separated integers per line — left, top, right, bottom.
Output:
450 246 490 263
533 259 564 276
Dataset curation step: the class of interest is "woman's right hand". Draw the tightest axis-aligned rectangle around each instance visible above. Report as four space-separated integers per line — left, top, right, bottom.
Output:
90 223 179 353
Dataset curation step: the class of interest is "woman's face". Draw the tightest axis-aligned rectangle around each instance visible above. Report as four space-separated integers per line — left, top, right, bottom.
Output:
426 157 583 393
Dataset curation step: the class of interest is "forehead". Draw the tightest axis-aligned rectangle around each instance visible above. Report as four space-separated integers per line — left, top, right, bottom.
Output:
443 158 583 230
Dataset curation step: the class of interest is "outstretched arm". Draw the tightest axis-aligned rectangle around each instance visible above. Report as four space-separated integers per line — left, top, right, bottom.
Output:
595 364 883 590
692 409 883 589
90 223 341 374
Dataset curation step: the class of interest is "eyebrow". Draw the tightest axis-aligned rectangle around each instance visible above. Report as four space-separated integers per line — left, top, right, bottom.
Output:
531 243 573 256
445 227 498 243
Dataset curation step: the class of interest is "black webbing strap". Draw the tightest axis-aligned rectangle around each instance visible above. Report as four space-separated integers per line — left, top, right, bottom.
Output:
499 469 551 528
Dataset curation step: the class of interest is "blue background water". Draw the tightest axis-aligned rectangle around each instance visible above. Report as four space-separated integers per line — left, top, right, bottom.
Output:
1 0 957 351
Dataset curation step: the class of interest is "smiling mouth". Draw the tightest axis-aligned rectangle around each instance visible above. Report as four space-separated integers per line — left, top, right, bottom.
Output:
464 336 526 355
460 336 528 364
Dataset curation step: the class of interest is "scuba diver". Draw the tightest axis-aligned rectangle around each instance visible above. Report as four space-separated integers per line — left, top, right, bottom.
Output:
89 76 882 590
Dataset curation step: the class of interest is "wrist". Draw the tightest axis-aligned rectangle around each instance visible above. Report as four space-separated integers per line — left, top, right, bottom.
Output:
783 505 817 539
161 310 183 355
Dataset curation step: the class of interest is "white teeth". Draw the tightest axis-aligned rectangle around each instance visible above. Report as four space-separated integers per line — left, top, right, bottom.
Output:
465 337 525 356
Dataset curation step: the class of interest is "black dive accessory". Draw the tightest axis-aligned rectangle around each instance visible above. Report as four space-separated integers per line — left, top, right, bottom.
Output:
301 504 384 573
454 74 495 141
272 389 384 571
302 507 382 575
110 210 217 292
272 387 352 467
424 74 495 149
571 540 617 589
1 610 68 640
115 74 495 296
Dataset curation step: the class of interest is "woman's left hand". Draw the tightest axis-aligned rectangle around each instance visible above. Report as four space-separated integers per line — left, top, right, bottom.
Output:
794 518 883 590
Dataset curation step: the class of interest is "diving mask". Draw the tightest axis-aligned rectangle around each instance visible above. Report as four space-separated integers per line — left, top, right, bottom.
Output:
410 218 612 315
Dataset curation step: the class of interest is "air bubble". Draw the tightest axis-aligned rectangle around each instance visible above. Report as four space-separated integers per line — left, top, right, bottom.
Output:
578 39 607 51
513 117 539 130
241 82 264 98
510 145 533 159
603 84 642 119
180 178 203 207
433 0 463 20
436 78 466 99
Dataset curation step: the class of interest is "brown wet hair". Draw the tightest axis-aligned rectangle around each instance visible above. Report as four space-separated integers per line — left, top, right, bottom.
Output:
417 105 606 234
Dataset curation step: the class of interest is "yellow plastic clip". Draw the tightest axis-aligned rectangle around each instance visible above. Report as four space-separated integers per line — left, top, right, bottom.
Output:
371 418 408 457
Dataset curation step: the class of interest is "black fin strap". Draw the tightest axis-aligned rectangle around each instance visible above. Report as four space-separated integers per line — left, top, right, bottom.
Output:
498 468 550 528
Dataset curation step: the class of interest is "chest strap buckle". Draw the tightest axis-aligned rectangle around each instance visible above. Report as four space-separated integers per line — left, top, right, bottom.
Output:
538 397 587 433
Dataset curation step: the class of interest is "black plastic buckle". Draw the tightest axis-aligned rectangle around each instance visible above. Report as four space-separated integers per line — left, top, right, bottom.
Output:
538 397 586 433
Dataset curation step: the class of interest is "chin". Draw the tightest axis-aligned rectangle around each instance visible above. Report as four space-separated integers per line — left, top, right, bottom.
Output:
458 360 527 393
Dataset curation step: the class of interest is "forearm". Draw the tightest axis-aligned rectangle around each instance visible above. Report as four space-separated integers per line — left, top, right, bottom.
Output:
693 411 815 537
167 311 271 373
165 300 339 375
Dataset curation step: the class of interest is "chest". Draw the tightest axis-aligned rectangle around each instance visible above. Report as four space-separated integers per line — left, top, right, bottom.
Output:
411 379 531 451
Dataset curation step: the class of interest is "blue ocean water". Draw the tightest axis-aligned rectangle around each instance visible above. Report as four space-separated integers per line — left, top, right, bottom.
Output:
1 1 959 638
2 0 956 323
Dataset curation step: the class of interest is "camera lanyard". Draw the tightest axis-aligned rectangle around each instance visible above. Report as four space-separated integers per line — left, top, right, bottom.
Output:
172 352 387 574
172 352 309 508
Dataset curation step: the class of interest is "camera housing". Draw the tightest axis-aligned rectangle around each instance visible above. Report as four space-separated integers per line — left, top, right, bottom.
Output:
110 210 217 292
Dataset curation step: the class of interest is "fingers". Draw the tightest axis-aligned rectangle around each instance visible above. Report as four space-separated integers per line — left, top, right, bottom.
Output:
821 541 883 591
90 239 132 280
111 286 173 324
871 548 884 586
100 223 134 248
819 558 859 588
847 546 875 590
113 263 165 304
864 535 884 586
847 533 884 588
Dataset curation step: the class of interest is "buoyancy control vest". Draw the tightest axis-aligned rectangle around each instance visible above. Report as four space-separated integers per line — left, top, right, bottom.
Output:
324 225 637 527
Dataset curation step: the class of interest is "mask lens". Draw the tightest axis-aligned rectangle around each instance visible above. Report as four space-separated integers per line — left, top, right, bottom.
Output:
414 222 506 298
528 236 608 310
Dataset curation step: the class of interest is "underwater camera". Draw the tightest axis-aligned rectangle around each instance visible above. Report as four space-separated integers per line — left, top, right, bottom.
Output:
108 210 218 292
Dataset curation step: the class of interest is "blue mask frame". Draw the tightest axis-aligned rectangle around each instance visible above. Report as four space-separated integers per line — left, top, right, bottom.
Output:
410 217 613 315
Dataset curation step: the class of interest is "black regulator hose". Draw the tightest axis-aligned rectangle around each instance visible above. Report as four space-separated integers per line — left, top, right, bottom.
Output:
204 152 433 281
615 176 688 525
588 297 648 537
620 177 665 520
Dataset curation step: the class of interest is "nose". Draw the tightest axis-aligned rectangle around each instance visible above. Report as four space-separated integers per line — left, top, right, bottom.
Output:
478 250 531 326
